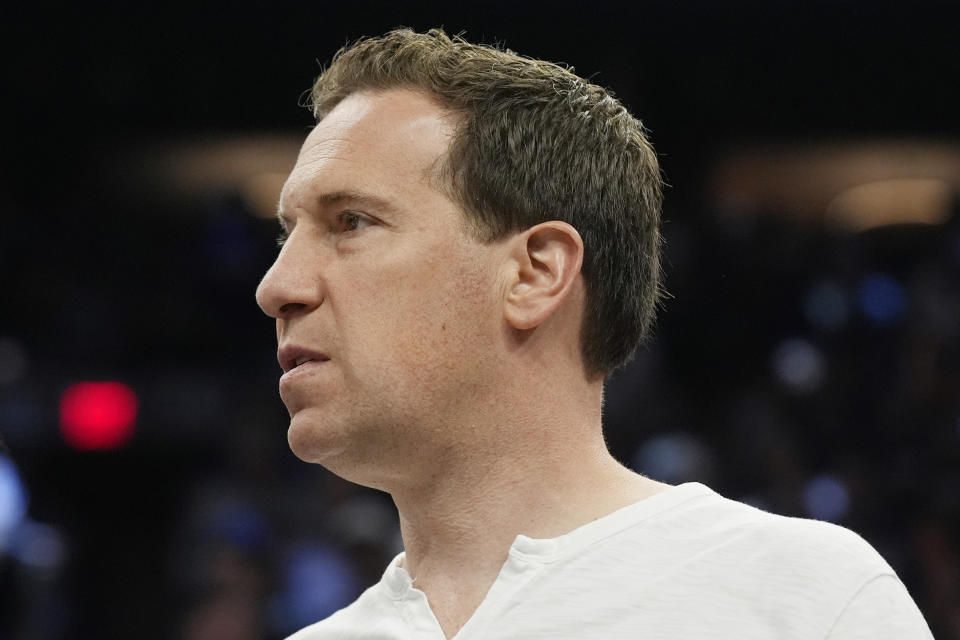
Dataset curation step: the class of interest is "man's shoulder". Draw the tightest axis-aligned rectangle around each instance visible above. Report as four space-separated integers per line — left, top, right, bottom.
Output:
728 490 884 562
610 483 896 610
642 485 892 576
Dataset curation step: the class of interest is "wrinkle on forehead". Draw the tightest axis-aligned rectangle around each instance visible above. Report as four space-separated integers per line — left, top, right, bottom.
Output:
295 141 360 173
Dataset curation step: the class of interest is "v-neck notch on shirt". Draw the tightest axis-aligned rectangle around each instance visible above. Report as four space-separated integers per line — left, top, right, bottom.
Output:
381 482 712 639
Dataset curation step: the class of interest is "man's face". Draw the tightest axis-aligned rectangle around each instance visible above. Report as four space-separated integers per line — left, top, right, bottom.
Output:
256 89 507 484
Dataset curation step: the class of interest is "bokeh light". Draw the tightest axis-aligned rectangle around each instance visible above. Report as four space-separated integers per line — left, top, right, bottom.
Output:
633 432 712 485
59 382 138 450
11 520 68 571
0 454 28 550
802 474 851 522
771 338 827 394
274 545 359 633
857 273 906 326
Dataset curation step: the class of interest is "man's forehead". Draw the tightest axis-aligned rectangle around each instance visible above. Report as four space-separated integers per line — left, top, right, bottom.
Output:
284 90 455 199
300 89 456 158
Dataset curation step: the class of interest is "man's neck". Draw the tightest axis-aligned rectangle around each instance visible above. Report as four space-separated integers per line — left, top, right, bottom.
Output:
389 430 670 638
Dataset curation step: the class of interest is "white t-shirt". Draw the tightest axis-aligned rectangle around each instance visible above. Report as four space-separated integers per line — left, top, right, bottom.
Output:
287 482 933 639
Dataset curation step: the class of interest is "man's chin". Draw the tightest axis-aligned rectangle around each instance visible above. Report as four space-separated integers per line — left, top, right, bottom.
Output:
286 411 346 464
284 411 400 490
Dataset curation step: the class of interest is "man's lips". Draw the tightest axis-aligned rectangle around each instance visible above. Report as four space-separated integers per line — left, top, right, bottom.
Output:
277 345 330 373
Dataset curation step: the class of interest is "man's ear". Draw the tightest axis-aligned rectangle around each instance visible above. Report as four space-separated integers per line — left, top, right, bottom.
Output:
503 221 584 331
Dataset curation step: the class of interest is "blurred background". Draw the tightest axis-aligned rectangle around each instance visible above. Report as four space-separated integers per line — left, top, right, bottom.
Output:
2 1 959 638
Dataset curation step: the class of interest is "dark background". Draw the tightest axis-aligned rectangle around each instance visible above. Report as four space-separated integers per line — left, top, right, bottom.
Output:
2 2 959 638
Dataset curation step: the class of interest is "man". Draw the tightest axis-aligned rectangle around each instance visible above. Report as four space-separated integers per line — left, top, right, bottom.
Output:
255 28 931 639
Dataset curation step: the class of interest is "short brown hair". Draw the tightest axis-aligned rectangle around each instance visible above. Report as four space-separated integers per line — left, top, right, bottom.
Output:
311 28 663 378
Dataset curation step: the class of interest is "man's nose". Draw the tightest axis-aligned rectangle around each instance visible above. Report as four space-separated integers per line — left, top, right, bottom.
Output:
255 238 323 319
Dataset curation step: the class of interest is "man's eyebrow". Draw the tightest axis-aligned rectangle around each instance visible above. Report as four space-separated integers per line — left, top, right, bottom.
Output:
317 190 399 215
276 190 399 231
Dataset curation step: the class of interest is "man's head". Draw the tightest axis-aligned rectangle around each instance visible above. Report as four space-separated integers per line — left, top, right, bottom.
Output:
256 29 663 479
310 28 663 378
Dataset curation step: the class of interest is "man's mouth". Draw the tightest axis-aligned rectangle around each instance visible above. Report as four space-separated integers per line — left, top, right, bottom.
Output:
277 345 330 373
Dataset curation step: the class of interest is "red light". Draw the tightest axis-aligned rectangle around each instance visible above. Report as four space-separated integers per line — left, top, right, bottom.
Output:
60 382 138 450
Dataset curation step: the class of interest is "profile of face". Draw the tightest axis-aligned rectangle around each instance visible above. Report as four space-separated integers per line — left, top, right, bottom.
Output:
255 89 508 486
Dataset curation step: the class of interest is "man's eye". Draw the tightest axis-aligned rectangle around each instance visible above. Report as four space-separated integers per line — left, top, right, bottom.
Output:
337 212 371 233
